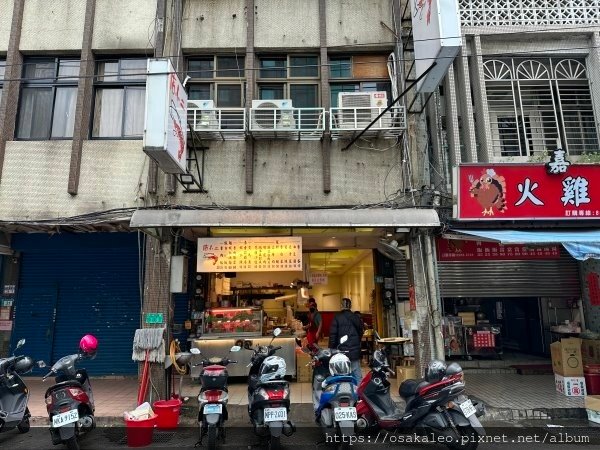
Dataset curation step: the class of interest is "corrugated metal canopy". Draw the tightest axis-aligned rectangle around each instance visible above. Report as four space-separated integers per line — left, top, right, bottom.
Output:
130 208 440 228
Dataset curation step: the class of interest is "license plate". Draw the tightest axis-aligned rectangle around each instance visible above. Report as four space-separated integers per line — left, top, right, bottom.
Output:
334 407 357 422
52 409 79 428
204 404 222 415
459 399 476 418
264 407 287 423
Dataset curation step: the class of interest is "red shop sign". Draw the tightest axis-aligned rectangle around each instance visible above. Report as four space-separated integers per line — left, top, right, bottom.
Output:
437 238 560 261
587 272 600 306
456 164 600 220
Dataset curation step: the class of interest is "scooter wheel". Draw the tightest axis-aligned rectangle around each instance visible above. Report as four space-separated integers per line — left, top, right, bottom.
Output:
17 417 30 433
269 435 281 450
207 425 217 450
65 436 80 450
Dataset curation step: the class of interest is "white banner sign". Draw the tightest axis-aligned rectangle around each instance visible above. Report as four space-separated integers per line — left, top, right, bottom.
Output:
310 272 328 285
197 237 302 272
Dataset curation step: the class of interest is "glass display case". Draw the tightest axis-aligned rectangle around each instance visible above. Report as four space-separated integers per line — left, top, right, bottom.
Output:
202 307 263 337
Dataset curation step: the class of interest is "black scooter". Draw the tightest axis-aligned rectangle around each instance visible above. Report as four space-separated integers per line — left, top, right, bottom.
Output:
0 339 40 434
43 353 96 450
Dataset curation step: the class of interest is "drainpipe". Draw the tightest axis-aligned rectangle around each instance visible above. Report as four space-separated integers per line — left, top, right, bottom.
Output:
424 233 445 360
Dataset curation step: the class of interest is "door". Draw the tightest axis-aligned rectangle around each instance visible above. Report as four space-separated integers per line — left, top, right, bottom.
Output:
11 287 57 373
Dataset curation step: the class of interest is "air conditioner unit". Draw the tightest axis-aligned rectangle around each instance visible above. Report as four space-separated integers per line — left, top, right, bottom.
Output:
337 91 388 128
251 99 296 130
188 100 217 129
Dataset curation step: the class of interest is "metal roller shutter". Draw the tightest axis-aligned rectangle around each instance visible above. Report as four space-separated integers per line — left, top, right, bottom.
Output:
11 233 141 375
394 249 579 298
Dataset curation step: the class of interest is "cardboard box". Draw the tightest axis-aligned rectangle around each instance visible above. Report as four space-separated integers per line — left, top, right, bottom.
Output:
296 353 312 383
555 374 586 397
582 339 600 366
585 395 600 424
397 366 417 383
551 338 583 376
458 312 476 326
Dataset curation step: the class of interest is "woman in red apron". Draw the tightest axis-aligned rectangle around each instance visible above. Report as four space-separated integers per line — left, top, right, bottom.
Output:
304 298 322 346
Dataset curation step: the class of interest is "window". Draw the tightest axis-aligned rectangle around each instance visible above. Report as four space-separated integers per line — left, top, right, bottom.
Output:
16 58 79 139
328 55 391 107
483 58 599 156
0 60 5 104
92 58 146 138
187 55 245 107
257 55 319 107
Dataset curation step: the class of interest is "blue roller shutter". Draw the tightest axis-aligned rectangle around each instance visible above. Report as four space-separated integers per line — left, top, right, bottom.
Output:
11 233 141 375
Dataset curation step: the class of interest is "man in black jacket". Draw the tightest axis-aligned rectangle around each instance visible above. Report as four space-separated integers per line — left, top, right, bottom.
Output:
328 297 364 381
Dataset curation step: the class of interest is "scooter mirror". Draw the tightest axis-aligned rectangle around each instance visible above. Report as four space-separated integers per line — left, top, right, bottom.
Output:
340 335 348 345
230 345 241 353
16 338 25 349
37 360 47 368
190 348 201 355
273 328 281 337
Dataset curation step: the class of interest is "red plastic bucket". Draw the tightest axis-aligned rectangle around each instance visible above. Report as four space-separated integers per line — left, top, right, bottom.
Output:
153 399 182 430
585 365 600 395
124 414 156 447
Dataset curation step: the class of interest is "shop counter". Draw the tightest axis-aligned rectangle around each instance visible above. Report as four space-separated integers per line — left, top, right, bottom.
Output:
190 336 298 378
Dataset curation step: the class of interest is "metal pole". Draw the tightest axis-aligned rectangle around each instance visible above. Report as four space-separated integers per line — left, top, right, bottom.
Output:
341 62 437 151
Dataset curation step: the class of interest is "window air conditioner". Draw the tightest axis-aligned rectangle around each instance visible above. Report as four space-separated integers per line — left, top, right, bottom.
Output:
188 100 217 129
251 99 296 130
337 91 388 128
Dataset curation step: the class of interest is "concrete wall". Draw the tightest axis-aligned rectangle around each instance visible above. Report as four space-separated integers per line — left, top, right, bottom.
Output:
20 0 85 52
479 34 590 56
341 253 374 312
326 0 392 48
92 0 158 51
0 0 13 53
0 141 147 220
182 0 246 50
172 139 402 206
254 0 319 49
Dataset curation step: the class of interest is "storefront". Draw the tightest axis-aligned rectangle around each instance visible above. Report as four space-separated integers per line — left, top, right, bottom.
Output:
8 233 141 375
130 207 441 375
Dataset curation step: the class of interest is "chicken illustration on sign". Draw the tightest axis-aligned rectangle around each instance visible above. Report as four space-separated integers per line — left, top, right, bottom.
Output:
468 169 507 216
414 0 434 25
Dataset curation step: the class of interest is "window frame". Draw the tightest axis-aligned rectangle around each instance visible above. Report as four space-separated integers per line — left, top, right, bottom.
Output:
91 57 147 140
16 57 80 141
186 55 246 107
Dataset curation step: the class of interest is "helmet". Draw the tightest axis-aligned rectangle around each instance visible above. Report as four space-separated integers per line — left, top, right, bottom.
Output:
340 297 352 310
425 359 447 383
79 334 98 358
329 353 351 376
371 349 388 368
14 356 34 375
259 356 286 383
445 362 463 378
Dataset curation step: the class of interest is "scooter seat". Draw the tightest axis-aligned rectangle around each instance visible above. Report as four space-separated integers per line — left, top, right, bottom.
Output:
399 379 429 399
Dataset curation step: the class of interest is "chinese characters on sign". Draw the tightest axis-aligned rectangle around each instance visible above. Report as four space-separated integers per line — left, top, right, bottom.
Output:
310 272 328 285
197 237 302 273
457 164 600 220
545 149 571 175
437 238 561 261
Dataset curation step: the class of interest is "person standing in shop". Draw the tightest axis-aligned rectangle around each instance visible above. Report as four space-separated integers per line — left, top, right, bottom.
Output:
303 297 323 347
329 297 364 381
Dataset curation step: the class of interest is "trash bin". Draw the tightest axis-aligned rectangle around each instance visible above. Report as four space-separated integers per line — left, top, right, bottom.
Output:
124 414 157 447
585 364 600 395
153 399 182 430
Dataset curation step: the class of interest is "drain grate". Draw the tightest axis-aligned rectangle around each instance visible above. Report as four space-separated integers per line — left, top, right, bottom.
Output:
102 428 177 445
153 431 176 443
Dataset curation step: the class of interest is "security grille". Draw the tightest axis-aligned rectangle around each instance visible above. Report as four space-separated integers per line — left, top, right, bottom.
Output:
483 58 598 157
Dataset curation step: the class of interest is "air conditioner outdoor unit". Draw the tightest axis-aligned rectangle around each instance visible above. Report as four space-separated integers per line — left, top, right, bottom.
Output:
337 91 388 128
251 99 296 130
188 100 217 129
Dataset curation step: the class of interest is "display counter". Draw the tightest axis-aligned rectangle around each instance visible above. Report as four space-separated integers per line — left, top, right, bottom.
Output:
190 336 298 378
201 307 263 337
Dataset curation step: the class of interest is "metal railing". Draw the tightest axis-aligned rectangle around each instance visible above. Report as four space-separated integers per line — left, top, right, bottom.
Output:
187 107 246 140
460 0 600 27
249 107 325 140
329 106 407 139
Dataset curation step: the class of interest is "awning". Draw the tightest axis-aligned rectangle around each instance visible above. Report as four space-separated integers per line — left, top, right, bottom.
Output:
130 208 440 228
449 229 600 261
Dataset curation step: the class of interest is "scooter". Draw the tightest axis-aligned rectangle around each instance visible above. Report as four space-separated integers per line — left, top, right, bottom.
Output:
0 339 40 434
42 352 96 450
355 348 485 450
191 344 240 450
305 335 358 450
245 328 296 450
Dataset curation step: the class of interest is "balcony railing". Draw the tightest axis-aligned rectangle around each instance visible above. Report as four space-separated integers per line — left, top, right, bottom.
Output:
329 106 407 140
249 107 325 140
460 0 600 27
187 107 246 140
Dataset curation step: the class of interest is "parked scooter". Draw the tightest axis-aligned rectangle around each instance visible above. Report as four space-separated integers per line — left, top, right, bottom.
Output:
355 347 485 450
244 328 296 450
191 344 240 450
305 335 358 450
42 334 98 450
0 339 41 434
